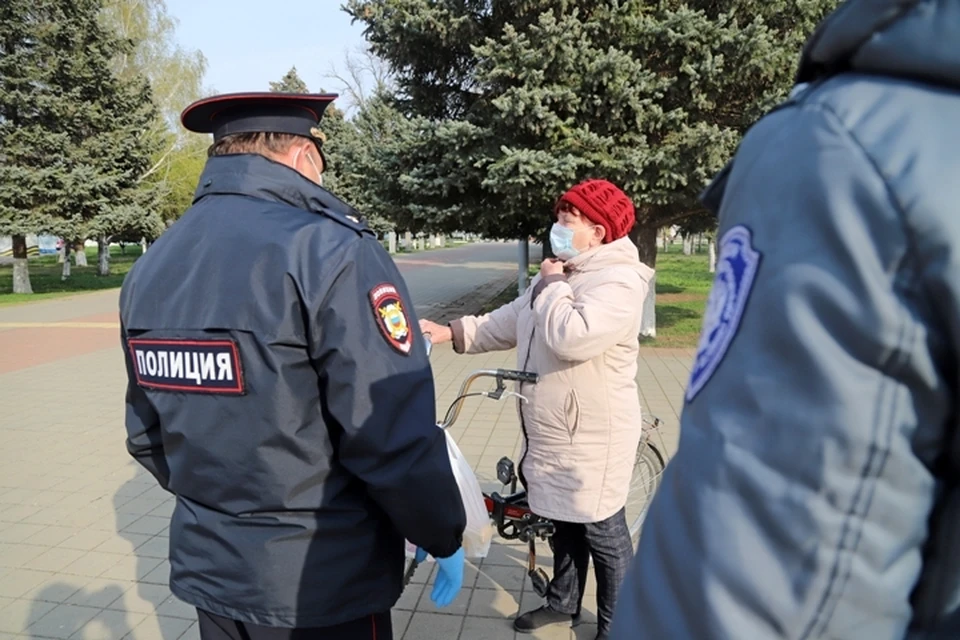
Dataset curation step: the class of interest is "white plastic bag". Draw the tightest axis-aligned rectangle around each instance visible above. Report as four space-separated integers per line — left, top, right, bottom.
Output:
405 429 493 560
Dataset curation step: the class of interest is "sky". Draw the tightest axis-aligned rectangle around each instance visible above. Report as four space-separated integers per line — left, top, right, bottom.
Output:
164 0 372 111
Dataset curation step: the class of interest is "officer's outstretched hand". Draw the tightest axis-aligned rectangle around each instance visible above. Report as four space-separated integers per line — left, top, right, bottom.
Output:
429 547 465 607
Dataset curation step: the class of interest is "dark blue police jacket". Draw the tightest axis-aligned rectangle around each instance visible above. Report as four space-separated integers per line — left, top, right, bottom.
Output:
118 153 466 628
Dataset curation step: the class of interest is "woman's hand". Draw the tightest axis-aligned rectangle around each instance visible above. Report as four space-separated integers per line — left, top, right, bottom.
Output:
419 319 453 344
540 258 564 278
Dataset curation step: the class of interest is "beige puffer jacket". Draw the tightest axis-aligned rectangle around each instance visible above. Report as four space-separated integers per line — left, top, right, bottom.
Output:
450 237 653 523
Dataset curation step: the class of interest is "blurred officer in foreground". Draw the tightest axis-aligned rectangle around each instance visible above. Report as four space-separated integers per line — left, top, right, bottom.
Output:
118 92 466 640
612 1 960 638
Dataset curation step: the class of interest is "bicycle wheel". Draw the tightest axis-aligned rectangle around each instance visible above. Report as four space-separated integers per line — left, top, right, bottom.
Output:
624 439 666 546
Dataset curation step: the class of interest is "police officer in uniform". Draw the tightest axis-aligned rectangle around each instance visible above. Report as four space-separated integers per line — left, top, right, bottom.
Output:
118 92 467 640
611 0 960 638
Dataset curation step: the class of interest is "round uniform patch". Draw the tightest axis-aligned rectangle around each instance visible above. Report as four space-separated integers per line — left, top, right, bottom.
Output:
370 283 413 355
685 225 761 403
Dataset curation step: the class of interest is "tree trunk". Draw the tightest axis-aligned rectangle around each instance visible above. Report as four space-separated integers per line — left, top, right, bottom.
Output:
682 235 693 256
62 243 72 280
73 241 88 267
629 223 659 338
518 238 530 295
11 235 33 294
640 273 656 338
630 222 658 269
97 236 110 276
708 237 717 273
140 237 148 254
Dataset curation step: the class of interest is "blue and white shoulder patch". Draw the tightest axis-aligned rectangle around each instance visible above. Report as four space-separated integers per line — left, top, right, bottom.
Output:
127 338 245 394
685 225 761 403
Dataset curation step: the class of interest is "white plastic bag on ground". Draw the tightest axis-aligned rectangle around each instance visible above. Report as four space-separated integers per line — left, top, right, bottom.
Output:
405 429 493 560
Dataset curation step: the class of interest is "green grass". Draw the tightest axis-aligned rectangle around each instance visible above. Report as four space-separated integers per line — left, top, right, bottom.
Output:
0 245 142 306
646 252 713 348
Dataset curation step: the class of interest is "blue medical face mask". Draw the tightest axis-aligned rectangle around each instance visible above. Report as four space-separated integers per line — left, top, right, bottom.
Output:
550 222 584 261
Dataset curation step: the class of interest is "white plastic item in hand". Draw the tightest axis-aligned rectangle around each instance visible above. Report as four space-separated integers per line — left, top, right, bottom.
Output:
405 428 494 560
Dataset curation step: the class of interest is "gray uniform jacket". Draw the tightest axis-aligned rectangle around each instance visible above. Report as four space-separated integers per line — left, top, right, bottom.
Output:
611 1 960 638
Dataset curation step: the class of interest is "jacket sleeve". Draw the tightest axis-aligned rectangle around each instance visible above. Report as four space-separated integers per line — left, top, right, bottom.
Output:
310 235 466 559
449 290 528 355
120 321 171 491
612 103 934 638
531 271 647 362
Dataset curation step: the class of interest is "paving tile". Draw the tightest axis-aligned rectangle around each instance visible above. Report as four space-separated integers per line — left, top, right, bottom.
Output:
178 621 200 640
572 623 599 640
459 616 520 640
120 516 169 537
61 552 126 579
132 536 168 559
0 568 55 598
0 541 47 569
24 603 101 639
98 555 162 582
23 526 78 548
59 529 116 552
416 584 471 616
467 587 521 619
20 575 88 604
66 609 148 640
0 522 48 544
65 579 134 609
107 582 172 614
125 614 194 640
0 596 58 633
140 560 171 585
475 564 527 593
395 581 425 612
390 610 412 638
155 594 194 620
24 547 89 573
402 612 464 640
0 504 43 523
93 533 152 556
115 498 170 518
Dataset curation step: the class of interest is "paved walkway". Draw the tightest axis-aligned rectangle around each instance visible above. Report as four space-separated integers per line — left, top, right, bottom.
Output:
0 242 694 640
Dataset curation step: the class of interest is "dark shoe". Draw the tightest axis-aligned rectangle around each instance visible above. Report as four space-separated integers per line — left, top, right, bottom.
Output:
513 605 576 632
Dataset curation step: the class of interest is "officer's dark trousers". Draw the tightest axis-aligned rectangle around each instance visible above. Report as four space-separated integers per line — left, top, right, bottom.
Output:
546 507 634 633
197 609 392 640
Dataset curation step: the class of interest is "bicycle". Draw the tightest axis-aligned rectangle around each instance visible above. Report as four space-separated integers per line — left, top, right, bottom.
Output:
403 336 669 597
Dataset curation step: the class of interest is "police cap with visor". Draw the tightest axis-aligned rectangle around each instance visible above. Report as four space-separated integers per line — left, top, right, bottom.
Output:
180 92 337 171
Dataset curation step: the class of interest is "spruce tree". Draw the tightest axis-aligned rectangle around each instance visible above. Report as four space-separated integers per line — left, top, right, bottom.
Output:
345 0 840 265
0 0 163 288
0 0 71 292
270 66 310 94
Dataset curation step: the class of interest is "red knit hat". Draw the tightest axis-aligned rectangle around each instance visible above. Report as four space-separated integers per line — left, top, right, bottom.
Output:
554 179 635 243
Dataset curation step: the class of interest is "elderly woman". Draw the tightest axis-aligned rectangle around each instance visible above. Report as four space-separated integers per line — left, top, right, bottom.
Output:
419 179 652 640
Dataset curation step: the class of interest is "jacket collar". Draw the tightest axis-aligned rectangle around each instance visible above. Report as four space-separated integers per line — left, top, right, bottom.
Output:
564 237 654 280
192 153 365 222
796 0 960 89
701 0 959 217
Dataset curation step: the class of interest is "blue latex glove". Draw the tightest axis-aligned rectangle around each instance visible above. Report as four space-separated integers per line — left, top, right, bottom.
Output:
416 547 464 607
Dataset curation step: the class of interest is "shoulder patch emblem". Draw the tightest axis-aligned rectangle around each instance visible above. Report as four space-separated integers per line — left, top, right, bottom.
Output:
370 283 413 355
127 338 245 394
685 225 761 403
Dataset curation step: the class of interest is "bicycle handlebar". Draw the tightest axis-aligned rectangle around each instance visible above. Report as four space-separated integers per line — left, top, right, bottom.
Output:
439 368 538 429
496 369 538 384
